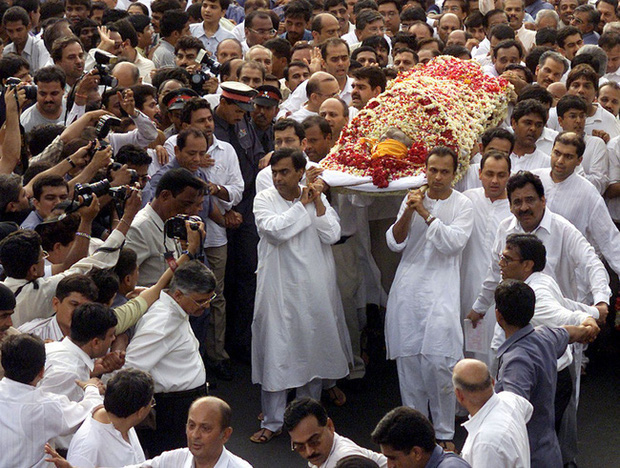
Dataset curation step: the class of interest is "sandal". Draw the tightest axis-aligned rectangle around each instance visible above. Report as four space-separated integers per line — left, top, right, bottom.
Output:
438 440 457 453
326 386 347 406
250 428 282 444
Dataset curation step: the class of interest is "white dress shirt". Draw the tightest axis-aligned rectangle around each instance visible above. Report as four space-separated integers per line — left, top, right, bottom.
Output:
190 22 235 56
535 127 558 155
0 378 102 468
509 149 550 173
2 35 50 72
123 292 206 393
516 25 536 53
580 134 609 193
67 411 146 467
310 433 387 468
201 136 245 248
280 75 354 115
606 135 620 221
290 106 318 123
109 110 158 155
3 229 126 327
40 337 95 403
124 447 253 467
533 169 620 277
18 315 64 342
493 271 598 370
461 392 533 468
472 208 611 314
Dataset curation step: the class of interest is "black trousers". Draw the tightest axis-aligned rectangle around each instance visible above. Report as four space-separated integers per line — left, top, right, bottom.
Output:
137 384 208 458
224 222 258 358
554 367 573 433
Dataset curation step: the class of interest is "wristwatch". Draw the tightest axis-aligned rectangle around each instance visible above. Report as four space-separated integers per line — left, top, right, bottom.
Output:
182 250 196 260
425 214 435 225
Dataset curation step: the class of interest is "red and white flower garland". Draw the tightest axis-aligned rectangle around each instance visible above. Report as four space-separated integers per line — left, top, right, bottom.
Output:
320 56 516 188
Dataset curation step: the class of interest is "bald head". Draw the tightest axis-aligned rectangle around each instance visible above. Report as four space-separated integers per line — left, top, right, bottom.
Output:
189 396 232 430
453 359 494 413
453 359 492 392
112 61 141 87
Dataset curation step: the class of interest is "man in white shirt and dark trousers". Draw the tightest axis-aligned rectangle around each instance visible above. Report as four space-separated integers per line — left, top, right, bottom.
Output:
0 334 103 468
125 259 217 457
67 368 154 467
284 398 387 468
385 146 474 450
454 359 533 468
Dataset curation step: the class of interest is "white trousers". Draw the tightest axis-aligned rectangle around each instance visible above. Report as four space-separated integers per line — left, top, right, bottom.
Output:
396 354 458 440
261 378 322 432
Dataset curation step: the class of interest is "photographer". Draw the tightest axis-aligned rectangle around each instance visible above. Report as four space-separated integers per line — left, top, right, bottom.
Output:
0 188 141 327
20 66 67 133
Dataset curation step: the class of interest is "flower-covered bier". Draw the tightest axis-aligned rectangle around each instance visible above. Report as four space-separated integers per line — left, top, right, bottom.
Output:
320 56 516 188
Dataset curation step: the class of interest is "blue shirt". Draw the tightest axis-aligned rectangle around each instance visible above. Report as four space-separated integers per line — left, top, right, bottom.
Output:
525 0 554 20
583 31 600 45
495 324 569 468
426 445 471 467
20 210 44 230
142 158 213 223
279 29 313 44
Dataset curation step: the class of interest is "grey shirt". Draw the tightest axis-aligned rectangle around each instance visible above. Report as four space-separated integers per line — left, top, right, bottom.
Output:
496 324 569 468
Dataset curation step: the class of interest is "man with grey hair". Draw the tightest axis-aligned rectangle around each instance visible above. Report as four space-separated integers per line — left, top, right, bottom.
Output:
575 45 609 76
123 257 216 457
535 50 569 88
453 358 533 468
535 9 560 29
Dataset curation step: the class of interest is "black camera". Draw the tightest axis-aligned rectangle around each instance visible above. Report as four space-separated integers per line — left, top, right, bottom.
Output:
6 77 38 101
109 161 139 185
87 115 121 157
93 51 118 88
74 179 130 206
190 50 221 94
165 214 202 241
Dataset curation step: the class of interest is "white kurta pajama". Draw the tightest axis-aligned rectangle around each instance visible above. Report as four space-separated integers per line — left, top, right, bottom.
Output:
461 188 511 365
252 186 353 431
385 190 474 439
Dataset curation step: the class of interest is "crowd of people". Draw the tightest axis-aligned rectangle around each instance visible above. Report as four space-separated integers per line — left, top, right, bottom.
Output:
0 0 618 466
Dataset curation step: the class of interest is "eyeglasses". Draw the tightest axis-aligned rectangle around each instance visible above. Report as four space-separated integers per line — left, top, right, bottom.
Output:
498 253 522 264
150 397 156 408
291 431 323 453
39 250 49 262
186 292 217 309
248 28 277 36
317 91 340 98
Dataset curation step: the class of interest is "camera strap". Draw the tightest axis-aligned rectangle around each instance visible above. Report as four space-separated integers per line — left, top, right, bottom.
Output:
164 252 178 271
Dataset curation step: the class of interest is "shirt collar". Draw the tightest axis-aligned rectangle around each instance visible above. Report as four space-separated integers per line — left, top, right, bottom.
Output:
462 392 500 434
511 207 552 235
144 203 165 230
426 445 447 468
497 323 535 358
213 447 231 468
23 35 35 57
61 336 95 371
0 377 37 394
160 291 189 321
209 135 224 152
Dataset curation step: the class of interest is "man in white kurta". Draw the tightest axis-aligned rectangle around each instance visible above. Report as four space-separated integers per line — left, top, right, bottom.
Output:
252 149 352 441
453 359 533 468
385 147 474 443
461 152 512 365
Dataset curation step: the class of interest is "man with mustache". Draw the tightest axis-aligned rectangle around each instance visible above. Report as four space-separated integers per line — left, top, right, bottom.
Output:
20 66 67 133
285 398 387 468
503 0 536 53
